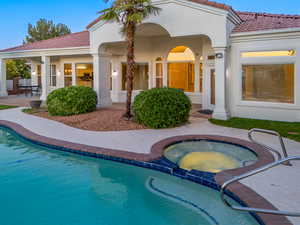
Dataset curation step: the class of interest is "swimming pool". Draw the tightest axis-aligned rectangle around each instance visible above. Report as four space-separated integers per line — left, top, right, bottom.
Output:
0 127 260 225
164 140 258 173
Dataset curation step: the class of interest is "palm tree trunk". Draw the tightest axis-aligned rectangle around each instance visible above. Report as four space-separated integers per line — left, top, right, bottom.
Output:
124 22 136 119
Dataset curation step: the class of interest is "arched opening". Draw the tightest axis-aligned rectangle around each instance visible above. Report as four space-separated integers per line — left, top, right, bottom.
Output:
167 46 195 92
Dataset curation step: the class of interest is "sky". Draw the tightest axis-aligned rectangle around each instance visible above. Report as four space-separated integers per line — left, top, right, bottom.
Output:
0 0 299 50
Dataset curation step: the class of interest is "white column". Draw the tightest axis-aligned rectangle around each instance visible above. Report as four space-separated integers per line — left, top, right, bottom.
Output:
202 61 210 109
111 57 121 102
93 53 112 107
194 56 200 93
212 47 229 120
30 61 38 86
72 63 76 86
162 58 168 87
40 56 50 101
0 58 8 96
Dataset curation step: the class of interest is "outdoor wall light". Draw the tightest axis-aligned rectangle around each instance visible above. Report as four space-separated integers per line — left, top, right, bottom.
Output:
112 70 118 77
215 53 223 59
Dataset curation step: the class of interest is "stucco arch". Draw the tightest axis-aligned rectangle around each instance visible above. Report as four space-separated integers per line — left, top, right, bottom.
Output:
163 44 200 62
135 22 171 38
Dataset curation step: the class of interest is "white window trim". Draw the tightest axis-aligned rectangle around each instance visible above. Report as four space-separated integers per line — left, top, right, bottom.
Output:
49 64 57 87
121 61 150 91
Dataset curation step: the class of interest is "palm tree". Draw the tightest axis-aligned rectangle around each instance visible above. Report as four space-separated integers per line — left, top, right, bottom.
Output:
99 0 161 119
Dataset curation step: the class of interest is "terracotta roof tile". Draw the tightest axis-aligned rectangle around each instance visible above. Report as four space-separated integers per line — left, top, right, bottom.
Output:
234 11 300 33
0 31 90 53
188 0 232 11
2 1 300 53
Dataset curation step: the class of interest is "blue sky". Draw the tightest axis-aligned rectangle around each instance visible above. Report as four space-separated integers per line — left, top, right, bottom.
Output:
0 0 299 49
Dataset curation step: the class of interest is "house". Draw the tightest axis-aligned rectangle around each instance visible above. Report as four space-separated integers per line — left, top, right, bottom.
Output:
0 0 299 122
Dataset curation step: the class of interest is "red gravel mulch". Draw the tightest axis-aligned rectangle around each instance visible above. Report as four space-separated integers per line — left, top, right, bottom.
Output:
32 109 147 131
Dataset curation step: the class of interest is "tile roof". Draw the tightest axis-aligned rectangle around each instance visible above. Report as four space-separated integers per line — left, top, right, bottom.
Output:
188 0 232 11
0 31 90 53
234 11 300 33
1 1 300 53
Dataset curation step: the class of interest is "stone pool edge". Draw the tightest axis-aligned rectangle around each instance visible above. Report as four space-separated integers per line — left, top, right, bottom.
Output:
0 120 292 225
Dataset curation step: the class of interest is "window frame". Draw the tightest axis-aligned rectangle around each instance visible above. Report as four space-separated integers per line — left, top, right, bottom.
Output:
155 60 163 88
75 63 94 88
63 63 73 87
239 49 297 107
121 62 149 91
49 64 57 87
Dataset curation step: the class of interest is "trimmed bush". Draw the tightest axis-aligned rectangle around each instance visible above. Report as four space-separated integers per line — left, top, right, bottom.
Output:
47 86 97 116
133 88 191 129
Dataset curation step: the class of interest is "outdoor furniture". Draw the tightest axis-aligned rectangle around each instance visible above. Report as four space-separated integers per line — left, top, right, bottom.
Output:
17 85 40 97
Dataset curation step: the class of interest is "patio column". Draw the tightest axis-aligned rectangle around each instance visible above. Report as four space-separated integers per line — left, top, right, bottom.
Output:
162 58 168 87
40 56 50 101
111 57 121 102
0 58 8 96
72 63 76 86
194 56 200 93
212 47 229 120
93 53 112 107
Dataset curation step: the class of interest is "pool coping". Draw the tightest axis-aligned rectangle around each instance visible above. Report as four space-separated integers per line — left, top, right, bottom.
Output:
0 120 292 225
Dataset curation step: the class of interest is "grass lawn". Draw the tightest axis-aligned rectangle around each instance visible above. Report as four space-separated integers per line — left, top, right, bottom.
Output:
0 105 17 110
209 117 300 142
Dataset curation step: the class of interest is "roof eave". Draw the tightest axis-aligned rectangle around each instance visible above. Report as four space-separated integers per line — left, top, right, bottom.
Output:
231 27 300 37
0 46 91 58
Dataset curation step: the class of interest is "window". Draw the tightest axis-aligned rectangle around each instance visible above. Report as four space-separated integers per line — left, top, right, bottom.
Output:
242 50 295 58
122 63 149 90
64 64 72 87
155 58 163 88
167 46 195 62
37 65 41 86
242 64 294 103
76 64 93 88
50 65 57 86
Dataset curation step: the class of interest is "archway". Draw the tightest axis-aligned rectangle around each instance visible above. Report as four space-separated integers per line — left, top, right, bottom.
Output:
167 46 196 92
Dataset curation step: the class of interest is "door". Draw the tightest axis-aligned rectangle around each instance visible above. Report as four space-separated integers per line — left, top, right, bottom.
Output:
210 69 215 105
168 62 195 92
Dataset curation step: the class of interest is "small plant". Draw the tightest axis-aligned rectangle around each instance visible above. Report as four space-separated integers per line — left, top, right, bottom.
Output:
133 88 191 129
46 86 97 116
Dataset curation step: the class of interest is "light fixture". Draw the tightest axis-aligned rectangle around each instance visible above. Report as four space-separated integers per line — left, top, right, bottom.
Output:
112 70 118 77
77 65 87 70
215 53 223 59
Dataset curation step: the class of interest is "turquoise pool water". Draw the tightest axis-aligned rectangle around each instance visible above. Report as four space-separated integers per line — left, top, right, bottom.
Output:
0 128 260 225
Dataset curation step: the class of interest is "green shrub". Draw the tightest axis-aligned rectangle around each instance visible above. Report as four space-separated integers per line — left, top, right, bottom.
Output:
133 88 191 129
47 86 97 116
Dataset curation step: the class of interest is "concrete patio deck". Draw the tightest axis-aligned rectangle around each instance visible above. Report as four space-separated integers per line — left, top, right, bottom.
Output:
0 107 299 224
0 95 39 107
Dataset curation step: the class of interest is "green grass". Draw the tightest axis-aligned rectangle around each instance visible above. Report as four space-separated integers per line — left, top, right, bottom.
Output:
0 105 17 110
209 117 300 142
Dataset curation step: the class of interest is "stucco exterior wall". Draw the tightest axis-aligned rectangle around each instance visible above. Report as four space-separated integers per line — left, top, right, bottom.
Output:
230 32 300 122
89 0 232 54
107 35 214 104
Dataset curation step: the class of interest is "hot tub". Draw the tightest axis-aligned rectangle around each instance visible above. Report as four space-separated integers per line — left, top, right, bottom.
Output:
164 140 258 173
